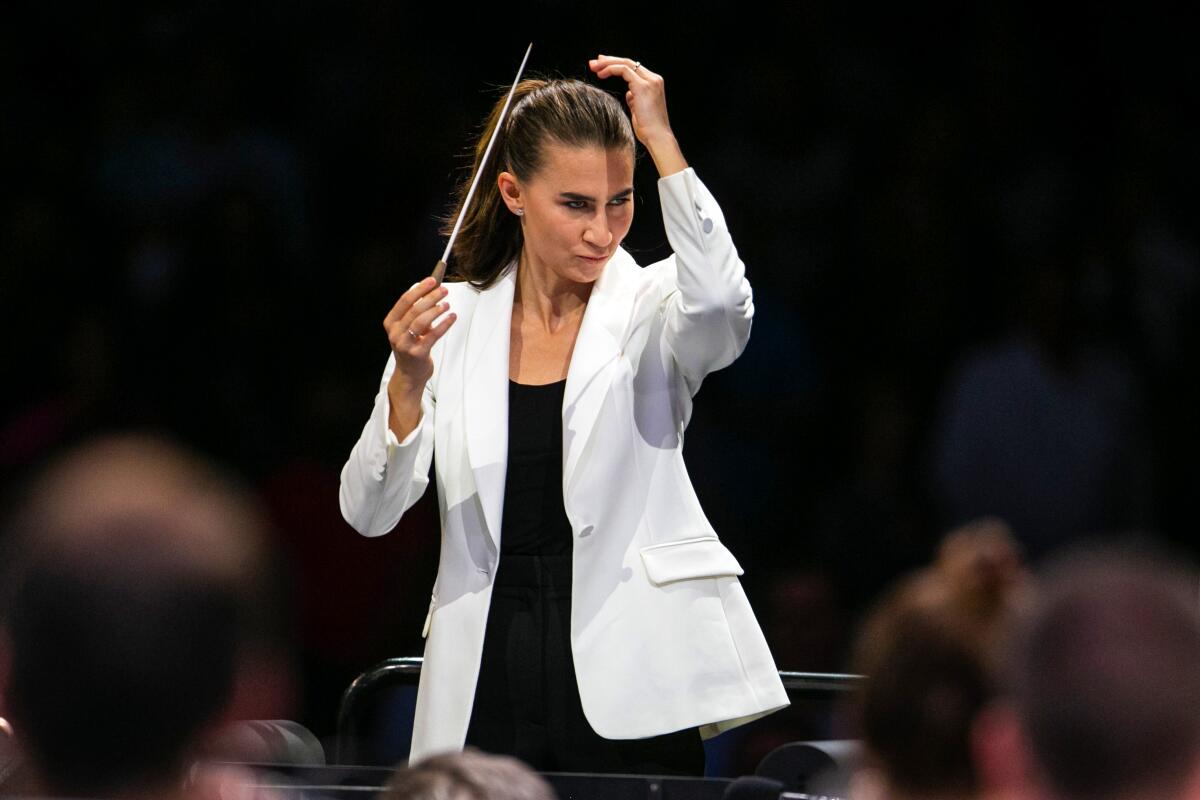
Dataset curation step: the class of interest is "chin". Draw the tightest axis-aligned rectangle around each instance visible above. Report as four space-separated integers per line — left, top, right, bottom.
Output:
560 261 604 285
574 255 610 281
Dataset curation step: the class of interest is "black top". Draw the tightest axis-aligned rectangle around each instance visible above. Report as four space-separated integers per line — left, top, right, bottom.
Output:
499 379 572 559
468 378 705 773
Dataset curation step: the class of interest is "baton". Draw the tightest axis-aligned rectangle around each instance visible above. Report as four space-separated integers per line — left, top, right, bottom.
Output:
432 43 533 284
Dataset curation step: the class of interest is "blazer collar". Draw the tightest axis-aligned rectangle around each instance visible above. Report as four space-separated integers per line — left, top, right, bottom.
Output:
462 250 639 547
563 248 637 490
463 265 515 552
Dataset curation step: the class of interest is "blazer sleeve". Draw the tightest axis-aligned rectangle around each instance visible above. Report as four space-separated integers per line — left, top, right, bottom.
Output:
656 167 755 391
338 353 436 537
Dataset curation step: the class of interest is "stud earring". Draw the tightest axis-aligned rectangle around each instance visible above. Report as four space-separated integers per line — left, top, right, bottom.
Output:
515 208 524 216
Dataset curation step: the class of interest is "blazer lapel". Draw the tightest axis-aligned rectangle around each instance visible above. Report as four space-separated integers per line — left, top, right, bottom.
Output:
563 249 636 491
463 266 515 553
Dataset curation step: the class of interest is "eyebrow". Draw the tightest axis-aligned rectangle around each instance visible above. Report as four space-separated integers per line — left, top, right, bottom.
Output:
559 188 634 202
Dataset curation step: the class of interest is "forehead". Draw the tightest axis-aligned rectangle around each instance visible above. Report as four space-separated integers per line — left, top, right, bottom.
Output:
531 142 634 192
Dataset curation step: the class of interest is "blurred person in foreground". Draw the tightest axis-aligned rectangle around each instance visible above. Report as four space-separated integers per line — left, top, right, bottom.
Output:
0 434 293 799
380 747 555 800
975 548 1200 800
850 519 1029 800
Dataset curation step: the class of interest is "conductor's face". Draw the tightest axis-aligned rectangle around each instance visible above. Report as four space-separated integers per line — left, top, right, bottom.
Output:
507 142 635 285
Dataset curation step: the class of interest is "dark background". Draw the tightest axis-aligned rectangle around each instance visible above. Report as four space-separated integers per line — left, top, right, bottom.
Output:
2 0 1197 771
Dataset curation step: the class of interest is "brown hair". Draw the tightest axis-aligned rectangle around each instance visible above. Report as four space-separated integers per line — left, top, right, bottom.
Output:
382 748 556 800
852 519 1028 799
1008 547 1200 800
442 78 636 288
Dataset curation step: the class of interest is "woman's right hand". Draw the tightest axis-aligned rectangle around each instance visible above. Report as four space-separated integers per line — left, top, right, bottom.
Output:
382 276 457 439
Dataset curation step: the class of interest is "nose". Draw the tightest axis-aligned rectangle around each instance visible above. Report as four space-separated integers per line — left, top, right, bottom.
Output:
583 211 613 248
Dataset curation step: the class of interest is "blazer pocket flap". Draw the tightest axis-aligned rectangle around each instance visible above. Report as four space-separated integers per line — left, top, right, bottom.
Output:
640 536 744 586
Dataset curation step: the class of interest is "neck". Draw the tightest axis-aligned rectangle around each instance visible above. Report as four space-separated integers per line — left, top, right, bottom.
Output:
515 250 593 332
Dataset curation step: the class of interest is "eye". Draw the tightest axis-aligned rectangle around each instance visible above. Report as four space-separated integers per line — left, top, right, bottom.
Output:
608 197 631 207
564 200 588 210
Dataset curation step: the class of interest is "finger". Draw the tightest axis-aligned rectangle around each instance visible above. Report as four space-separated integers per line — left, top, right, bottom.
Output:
384 276 438 326
385 297 445 350
591 55 659 83
408 300 451 338
386 306 443 354
592 54 640 71
412 310 458 354
591 56 643 82
385 318 424 354
594 63 647 87
399 285 449 329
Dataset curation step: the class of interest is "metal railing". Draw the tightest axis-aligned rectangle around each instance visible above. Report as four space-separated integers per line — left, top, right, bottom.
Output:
335 656 864 764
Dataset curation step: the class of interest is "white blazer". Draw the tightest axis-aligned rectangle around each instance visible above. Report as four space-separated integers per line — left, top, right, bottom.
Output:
340 167 789 763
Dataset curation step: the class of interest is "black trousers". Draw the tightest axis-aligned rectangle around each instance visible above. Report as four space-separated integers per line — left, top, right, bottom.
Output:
464 553 705 775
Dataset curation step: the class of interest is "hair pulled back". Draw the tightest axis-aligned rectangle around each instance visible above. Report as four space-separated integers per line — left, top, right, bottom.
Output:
441 78 636 288
852 520 1028 798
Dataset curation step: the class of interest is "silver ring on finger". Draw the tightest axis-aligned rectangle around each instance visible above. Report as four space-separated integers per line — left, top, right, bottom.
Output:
407 328 420 340
633 61 642 72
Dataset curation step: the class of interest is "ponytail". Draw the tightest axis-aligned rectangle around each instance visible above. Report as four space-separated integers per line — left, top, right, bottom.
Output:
441 77 636 288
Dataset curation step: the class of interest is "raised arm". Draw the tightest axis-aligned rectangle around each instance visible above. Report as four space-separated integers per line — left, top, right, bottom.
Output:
589 54 688 178
592 55 754 388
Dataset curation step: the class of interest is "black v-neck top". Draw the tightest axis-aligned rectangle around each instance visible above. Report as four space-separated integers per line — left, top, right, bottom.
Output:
469 380 704 772
499 379 572 561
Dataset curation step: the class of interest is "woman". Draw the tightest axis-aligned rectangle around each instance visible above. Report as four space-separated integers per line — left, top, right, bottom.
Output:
340 54 787 774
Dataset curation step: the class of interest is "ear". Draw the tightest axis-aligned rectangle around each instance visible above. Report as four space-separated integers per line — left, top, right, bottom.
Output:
497 171 524 216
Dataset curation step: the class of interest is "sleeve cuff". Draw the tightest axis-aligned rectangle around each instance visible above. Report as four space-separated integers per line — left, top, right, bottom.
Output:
386 421 422 450
656 166 696 191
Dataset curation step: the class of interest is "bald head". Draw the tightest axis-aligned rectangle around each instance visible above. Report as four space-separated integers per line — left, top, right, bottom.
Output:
1008 550 1200 800
5 434 266 589
1 434 271 797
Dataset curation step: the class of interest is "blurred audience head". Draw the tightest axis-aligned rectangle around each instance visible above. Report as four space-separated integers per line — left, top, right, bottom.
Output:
0 433 275 798
979 546 1200 800
382 747 556 800
852 518 1027 800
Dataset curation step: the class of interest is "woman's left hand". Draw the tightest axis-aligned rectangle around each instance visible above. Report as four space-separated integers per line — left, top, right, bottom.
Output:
590 55 688 177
